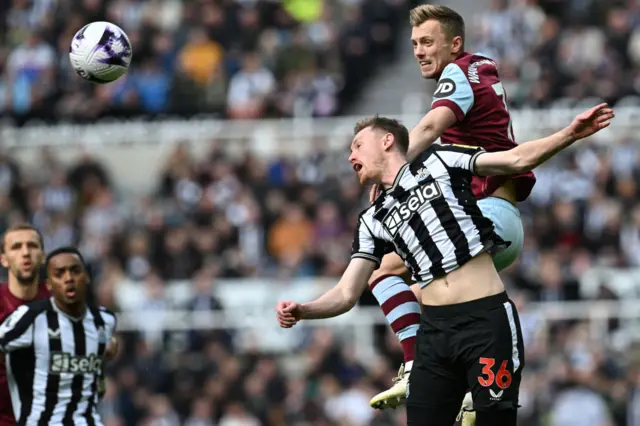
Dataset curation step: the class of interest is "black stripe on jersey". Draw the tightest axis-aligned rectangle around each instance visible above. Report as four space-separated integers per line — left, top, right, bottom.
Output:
0 305 39 349
37 309 62 426
84 306 106 426
393 226 421 278
407 209 445 278
62 320 86 423
447 167 497 245
12 347 36 426
351 220 361 254
424 175 471 268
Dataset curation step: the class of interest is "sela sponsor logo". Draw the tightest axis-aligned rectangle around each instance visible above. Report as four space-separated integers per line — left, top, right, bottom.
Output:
382 182 442 236
433 78 456 98
50 352 103 375
489 388 503 401
467 59 496 84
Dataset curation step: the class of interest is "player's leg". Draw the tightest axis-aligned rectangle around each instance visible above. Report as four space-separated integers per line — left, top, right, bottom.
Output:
452 197 523 425
477 197 524 271
368 252 421 409
455 293 525 426
406 314 467 426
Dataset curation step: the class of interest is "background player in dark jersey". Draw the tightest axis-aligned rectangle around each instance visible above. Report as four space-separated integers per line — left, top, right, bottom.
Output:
276 105 613 426
367 5 539 411
0 224 49 426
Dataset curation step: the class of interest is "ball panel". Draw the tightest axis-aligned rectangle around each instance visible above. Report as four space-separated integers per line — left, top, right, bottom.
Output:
68 21 132 84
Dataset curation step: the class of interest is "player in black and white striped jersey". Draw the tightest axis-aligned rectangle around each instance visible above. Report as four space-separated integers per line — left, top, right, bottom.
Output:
0 246 118 426
353 141 503 283
277 105 613 426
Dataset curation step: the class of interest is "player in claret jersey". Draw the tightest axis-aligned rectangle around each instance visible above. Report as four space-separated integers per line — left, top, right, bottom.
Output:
367 4 536 419
0 224 49 426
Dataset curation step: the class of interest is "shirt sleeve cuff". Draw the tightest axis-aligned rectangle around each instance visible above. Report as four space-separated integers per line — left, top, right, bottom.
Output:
351 253 381 266
432 99 465 122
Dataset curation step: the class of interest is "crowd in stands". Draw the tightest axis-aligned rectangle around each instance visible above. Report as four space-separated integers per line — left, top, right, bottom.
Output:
472 0 640 108
0 132 639 425
0 0 411 124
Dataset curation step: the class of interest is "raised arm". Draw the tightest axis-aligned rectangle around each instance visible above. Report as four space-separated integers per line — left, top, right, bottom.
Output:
474 104 614 176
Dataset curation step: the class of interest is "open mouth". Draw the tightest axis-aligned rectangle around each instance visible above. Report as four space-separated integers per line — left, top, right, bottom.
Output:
65 287 77 298
353 163 363 173
419 60 431 69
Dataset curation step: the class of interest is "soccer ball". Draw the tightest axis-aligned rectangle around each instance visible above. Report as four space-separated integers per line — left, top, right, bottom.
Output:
69 22 132 84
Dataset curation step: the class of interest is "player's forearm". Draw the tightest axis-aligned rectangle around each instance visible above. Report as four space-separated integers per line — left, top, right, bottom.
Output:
407 124 440 161
512 127 575 172
407 107 457 161
300 286 357 320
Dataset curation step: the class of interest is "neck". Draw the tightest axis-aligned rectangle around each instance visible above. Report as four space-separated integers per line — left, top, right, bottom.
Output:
380 155 408 190
53 298 86 318
8 276 39 301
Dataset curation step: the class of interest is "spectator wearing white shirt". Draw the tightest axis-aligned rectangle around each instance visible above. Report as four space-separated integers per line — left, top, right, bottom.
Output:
227 51 276 119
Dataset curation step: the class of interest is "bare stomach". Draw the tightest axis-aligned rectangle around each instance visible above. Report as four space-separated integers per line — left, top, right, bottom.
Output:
491 180 517 205
419 252 505 306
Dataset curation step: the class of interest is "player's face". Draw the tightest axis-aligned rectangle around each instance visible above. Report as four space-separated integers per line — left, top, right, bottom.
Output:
0 230 43 285
411 20 462 79
46 253 88 308
349 127 387 185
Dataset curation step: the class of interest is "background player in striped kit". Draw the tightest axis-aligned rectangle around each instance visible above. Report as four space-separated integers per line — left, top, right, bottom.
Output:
276 105 613 426
0 247 118 426
0 224 50 426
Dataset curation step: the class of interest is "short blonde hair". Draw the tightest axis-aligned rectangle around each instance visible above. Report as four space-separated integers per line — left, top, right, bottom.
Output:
409 4 465 44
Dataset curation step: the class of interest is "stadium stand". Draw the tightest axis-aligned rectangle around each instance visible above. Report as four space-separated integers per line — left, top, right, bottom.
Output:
0 125 638 425
472 0 640 109
0 0 408 124
1 0 640 426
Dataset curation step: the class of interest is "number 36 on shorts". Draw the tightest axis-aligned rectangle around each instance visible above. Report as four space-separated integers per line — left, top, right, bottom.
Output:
477 357 512 389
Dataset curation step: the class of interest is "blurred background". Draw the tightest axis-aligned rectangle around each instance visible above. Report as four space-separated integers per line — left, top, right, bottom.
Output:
2 0 640 425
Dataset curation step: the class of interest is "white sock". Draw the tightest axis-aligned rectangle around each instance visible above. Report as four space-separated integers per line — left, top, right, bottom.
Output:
404 360 413 372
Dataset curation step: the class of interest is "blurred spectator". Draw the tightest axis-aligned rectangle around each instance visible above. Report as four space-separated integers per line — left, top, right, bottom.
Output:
471 0 640 107
1 0 409 124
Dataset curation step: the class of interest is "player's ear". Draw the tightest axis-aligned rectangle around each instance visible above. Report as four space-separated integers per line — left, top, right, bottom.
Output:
383 133 394 151
451 35 463 55
45 278 52 292
0 254 8 269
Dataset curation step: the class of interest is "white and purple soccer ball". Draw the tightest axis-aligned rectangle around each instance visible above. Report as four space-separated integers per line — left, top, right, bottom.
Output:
69 21 132 84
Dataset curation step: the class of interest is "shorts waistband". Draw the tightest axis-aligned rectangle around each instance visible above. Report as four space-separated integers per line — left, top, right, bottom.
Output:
421 292 509 319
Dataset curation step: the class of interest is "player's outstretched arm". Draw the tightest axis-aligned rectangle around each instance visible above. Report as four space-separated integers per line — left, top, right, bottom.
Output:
276 258 377 327
407 107 458 161
474 103 614 176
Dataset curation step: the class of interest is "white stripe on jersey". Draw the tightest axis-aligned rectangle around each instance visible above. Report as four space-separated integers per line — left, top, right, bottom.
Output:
351 144 506 286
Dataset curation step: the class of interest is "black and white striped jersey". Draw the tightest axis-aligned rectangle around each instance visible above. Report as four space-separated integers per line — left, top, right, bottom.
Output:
0 298 116 426
351 144 508 286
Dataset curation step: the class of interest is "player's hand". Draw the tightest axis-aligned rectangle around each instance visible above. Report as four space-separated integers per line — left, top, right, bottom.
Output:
369 184 382 205
276 301 303 328
568 103 615 141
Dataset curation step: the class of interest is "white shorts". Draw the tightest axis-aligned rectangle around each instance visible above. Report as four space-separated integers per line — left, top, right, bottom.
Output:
477 197 524 271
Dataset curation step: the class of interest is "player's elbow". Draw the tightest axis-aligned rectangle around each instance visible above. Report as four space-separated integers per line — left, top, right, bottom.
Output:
343 291 360 311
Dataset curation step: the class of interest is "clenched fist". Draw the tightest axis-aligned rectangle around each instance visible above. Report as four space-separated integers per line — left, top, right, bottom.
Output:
276 301 303 328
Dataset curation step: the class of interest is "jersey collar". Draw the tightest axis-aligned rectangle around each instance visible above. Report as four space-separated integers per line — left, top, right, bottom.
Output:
385 163 410 193
50 297 87 322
